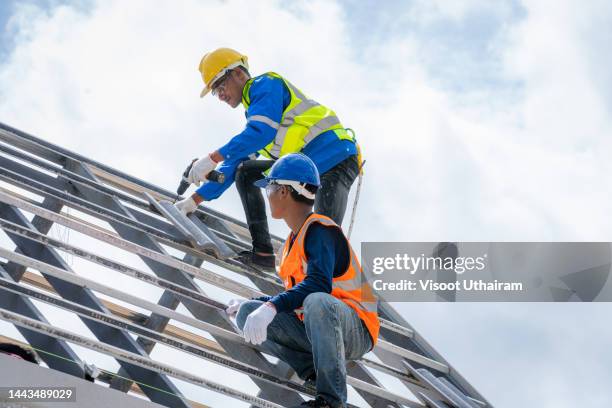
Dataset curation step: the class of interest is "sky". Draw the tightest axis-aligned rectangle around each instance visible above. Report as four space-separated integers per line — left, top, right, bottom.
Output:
0 0 611 407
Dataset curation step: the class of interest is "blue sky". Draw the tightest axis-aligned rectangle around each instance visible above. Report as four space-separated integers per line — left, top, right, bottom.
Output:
0 1 611 407
339 0 527 95
0 1 65 57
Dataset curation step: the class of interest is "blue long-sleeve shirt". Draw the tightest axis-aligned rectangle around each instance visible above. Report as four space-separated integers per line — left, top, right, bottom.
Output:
256 222 350 313
196 73 357 200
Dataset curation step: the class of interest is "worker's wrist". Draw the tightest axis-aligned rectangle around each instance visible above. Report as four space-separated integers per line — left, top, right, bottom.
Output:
191 192 204 204
209 151 223 163
264 301 276 312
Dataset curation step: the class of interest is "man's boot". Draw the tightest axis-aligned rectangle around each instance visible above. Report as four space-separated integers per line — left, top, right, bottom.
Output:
236 250 275 272
289 396 335 407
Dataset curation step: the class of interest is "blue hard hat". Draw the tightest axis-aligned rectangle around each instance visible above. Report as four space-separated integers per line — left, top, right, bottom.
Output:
254 153 320 189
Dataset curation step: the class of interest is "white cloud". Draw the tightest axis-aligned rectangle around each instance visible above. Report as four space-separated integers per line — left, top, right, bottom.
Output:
0 0 611 407
408 0 513 24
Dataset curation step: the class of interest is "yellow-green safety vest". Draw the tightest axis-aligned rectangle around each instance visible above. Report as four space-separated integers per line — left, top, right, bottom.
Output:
241 72 355 159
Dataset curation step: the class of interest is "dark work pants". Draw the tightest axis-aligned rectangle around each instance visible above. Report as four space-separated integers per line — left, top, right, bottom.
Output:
234 155 360 254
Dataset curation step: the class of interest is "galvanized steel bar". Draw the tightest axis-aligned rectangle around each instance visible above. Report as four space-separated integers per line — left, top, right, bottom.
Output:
0 163 283 288
404 362 486 408
0 308 284 408
0 251 429 406
188 211 236 260
0 183 413 336
0 122 283 243
0 204 190 407
0 141 248 252
437 377 482 408
1 280 416 408
0 217 227 310
0 150 412 339
0 189 446 371
419 392 451 408
0 278 317 397
146 192 227 258
0 266 86 378
14 249 432 396
43 157 305 405
380 303 491 406
377 338 449 373
0 189 266 298
0 122 490 406
0 247 245 343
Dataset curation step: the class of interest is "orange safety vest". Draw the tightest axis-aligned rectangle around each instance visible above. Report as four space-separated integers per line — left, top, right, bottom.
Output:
278 213 380 346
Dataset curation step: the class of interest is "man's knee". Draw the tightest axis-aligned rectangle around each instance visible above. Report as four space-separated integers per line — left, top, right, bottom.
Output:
234 162 249 191
303 292 337 318
235 160 266 185
235 300 263 330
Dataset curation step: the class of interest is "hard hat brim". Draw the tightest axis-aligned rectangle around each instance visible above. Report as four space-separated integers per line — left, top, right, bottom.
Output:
199 60 247 99
253 178 317 199
253 178 271 188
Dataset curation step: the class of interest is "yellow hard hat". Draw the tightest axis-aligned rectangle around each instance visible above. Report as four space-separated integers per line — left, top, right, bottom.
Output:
198 48 249 98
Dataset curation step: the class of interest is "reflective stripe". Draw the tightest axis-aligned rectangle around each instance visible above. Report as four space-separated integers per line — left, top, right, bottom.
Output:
268 144 282 161
301 216 377 308
248 115 280 130
250 73 345 159
332 250 370 292
296 217 335 247
267 137 282 158
334 248 363 289
345 298 378 314
285 99 320 118
303 115 341 143
299 216 363 292
279 213 379 342
268 99 320 157
283 79 307 100
333 279 361 291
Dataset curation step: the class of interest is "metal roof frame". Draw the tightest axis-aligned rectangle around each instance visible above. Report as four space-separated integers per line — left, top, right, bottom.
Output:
0 121 491 408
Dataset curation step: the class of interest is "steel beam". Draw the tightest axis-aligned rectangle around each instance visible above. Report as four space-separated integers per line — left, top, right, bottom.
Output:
110 289 181 392
0 122 490 407
63 159 306 406
0 308 284 408
0 122 282 243
0 203 190 408
0 266 85 378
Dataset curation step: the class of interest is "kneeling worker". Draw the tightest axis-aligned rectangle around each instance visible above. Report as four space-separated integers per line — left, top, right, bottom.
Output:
227 154 379 408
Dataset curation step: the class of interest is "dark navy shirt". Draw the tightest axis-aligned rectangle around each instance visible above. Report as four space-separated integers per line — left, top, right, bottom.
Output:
257 222 350 313
196 74 357 200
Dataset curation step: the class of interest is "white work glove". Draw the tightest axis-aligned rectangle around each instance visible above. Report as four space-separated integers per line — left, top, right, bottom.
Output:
174 196 198 216
188 155 217 186
242 302 277 345
225 298 245 317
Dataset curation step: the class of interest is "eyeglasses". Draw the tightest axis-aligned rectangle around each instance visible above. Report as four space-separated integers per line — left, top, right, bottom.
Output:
265 183 282 197
211 72 230 97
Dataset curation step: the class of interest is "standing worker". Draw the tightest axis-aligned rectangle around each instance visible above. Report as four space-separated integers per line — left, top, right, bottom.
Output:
227 154 379 408
174 48 361 270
